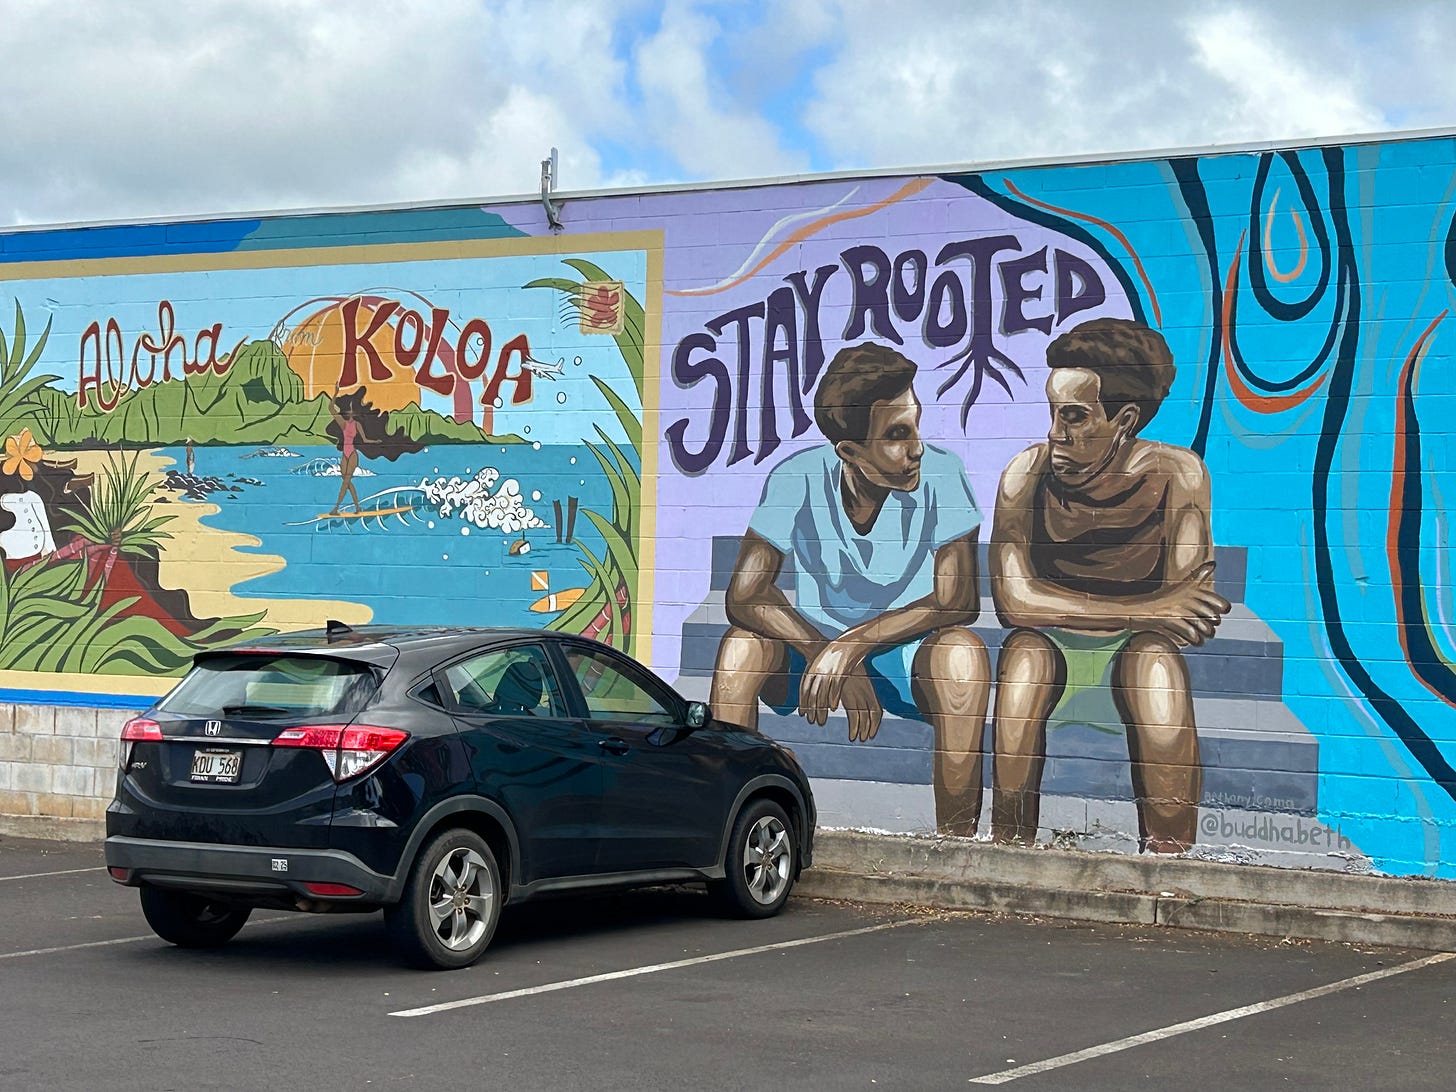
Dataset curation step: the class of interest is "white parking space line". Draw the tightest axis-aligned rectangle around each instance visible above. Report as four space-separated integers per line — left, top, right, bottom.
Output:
0 867 104 883
1 933 168 961
968 951 1455 1085
390 918 919 1018
0 917 293 961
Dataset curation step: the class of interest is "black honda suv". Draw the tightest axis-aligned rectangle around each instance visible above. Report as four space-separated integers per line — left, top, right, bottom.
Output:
105 626 815 969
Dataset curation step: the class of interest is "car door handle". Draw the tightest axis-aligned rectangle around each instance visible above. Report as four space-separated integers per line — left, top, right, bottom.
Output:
598 737 630 756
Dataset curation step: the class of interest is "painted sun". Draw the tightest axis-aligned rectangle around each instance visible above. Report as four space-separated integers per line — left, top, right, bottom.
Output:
281 297 424 412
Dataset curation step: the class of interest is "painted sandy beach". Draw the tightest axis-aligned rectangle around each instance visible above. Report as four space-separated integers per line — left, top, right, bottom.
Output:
128 440 621 633
123 449 373 632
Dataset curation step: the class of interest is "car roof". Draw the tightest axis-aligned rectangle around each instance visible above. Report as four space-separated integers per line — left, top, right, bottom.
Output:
195 625 679 706
206 625 612 666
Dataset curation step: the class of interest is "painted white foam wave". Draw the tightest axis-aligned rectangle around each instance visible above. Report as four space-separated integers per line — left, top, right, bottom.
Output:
292 457 376 478
418 467 547 535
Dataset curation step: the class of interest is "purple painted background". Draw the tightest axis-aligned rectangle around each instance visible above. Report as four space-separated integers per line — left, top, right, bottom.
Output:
535 177 1132 678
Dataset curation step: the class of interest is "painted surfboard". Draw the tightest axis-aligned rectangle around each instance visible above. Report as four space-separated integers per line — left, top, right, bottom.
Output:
529 587 586 614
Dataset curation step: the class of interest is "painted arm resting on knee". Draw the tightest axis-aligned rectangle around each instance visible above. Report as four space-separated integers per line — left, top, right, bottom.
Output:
990 448 1229 642
1141 450 1231 646
724 533 881 737
723 531 830 662
826 532 981 661
803 534 982 720
990 447 1123 630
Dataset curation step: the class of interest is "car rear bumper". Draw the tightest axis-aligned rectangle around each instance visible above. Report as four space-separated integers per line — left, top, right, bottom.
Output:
104 835 397 904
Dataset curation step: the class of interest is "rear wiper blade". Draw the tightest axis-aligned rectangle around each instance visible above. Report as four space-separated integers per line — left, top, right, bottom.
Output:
220 703 292 717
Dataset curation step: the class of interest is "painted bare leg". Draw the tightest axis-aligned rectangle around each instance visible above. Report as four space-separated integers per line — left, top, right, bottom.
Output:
990 629 1066 845
1112 632 1203 853
710 627 787 733
912 628 990 837
338 453 360 512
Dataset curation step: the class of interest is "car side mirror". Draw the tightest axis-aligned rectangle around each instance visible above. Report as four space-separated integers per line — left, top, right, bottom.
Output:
685 701 710 729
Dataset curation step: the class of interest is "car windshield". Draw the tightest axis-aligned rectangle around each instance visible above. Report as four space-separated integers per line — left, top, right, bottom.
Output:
157 654 379 719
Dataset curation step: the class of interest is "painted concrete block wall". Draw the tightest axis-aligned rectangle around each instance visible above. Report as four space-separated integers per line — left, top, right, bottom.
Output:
1 132 1455 876
0 704 131 825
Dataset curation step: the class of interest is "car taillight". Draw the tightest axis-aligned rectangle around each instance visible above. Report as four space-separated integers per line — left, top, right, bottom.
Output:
120 718 163 741
271 725 408 781
119 717 163 770
303 882 363 898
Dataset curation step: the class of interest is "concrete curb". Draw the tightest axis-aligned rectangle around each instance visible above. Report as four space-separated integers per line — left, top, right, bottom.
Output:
0 814 104 842
800 830 1456 951
8 816 1454 950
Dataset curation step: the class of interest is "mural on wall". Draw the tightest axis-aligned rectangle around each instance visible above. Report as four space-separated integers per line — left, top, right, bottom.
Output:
537 142 1456 879
0 238 654 697
710 341 989 838
12 135 1456 877
628 174 1264 859
989 317 1229 855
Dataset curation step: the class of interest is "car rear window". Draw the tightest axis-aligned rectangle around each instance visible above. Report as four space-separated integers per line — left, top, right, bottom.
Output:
157 654 379 719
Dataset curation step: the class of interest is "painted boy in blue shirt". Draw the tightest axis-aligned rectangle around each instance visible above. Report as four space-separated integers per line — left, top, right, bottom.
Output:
711 342 991 836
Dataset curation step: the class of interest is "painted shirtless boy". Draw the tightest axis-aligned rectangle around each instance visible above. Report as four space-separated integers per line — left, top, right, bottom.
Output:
711 342 991 835
990 318 1230 852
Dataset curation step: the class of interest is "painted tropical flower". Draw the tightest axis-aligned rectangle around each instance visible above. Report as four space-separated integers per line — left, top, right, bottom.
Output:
2 427 44 481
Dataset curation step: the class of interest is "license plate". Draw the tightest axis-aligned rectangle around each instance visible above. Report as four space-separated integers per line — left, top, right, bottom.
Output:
189 748 242 784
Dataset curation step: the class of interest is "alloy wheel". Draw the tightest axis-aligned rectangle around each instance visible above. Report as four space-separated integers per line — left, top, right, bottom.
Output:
741 814 792 905
427 846 494 951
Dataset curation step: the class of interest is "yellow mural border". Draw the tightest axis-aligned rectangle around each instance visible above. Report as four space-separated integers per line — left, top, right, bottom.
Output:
638 238 662 669
0 669 173 701
0 230 664 280
0 228 665 702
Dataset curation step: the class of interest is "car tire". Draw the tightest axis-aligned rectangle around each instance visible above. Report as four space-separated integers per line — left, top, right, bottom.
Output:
386 828 502 970
139 886 252 949
710 799 797 919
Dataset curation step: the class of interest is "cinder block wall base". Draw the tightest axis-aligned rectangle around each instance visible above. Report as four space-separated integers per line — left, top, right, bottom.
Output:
0 704 137 835
5 702 1455 951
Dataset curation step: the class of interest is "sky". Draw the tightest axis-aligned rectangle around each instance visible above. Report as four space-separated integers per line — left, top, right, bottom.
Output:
0 0 1450 227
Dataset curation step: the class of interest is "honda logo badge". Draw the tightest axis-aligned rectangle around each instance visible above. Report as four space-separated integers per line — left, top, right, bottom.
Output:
204 720 221 736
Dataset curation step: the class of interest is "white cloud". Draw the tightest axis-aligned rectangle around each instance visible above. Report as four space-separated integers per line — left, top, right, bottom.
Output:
388 86 595 203
0 0 1449 225
0 0 634 223
800 0 1456 171
630 1 809 179
729 0 839 101
1185 7 1383 138
801 1 1182 168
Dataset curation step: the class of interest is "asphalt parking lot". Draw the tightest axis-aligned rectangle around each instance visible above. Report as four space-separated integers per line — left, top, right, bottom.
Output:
0 835 1451 1091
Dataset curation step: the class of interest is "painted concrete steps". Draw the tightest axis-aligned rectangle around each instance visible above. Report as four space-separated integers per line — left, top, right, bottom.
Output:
798 831 1456 950
742 697 1317 814
685 539 1277 702
680 596 1289 702
677 535 1318 816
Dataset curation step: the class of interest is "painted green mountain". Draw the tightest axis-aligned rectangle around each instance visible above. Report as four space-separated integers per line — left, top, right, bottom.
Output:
31 340 519 448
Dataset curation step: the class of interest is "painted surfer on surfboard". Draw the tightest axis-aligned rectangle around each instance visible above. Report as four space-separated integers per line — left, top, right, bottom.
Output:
323 382 423 516
326 382 374 514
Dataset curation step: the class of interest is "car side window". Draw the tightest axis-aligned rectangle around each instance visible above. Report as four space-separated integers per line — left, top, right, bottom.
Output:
564 647 678 725
443 645 566 718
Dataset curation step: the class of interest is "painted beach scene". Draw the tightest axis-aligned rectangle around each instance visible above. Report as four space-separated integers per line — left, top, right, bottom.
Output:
0 245 648 697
